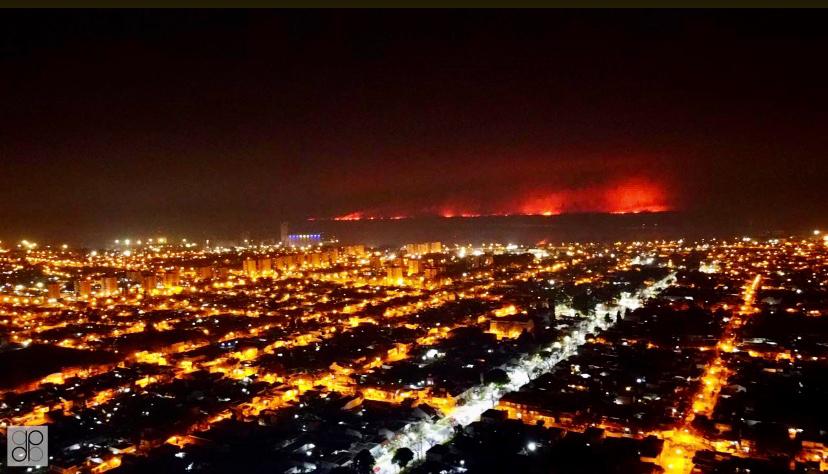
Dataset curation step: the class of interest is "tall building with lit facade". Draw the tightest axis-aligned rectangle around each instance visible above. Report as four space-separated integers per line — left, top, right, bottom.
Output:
257 257 272 275
243 258 257 277
162 270 180 288
101 276 119 296
47 282 62 299
74 279 93 298
141 274 157 293
407 258 421 276
280 221 290 245
405 242 442 256
386 265 405 285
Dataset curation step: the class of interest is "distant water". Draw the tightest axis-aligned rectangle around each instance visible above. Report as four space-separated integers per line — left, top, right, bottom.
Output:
294 212 779 247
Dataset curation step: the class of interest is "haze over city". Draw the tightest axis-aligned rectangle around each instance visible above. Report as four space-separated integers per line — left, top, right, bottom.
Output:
2 10 828 244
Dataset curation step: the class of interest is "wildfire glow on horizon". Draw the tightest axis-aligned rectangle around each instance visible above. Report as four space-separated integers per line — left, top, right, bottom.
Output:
325 177 670 221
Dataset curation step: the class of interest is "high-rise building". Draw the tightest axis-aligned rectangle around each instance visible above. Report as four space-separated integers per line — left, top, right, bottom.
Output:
74 279 92 298
243 258 257 277
344 245 365 257
47 282 62 299
141 274 158 293
424 266 439 281
280 222 289 245
405 242 442 256
407 258 421 276
387 265 404 284
101 276 119 296
195 266 214 280
257 257 272 275
162 270 180 288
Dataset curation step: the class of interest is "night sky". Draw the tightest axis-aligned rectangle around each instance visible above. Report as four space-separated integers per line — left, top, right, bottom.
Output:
2 10 827 243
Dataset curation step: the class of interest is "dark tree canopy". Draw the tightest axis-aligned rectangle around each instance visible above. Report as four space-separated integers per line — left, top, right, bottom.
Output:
393 447 415 469
483 368 510 386
353 449 376 474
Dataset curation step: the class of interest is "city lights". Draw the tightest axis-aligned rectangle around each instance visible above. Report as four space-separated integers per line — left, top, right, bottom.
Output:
2 7 827 474
3 234 823 473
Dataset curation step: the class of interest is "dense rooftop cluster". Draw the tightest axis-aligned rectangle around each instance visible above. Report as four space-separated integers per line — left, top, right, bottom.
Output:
0 233 826 473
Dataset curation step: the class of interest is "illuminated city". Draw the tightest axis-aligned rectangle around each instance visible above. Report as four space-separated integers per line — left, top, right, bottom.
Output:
1 233 827 473
2 7 828 474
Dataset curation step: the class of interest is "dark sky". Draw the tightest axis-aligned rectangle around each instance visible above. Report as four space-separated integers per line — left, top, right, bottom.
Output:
2 10 827 243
